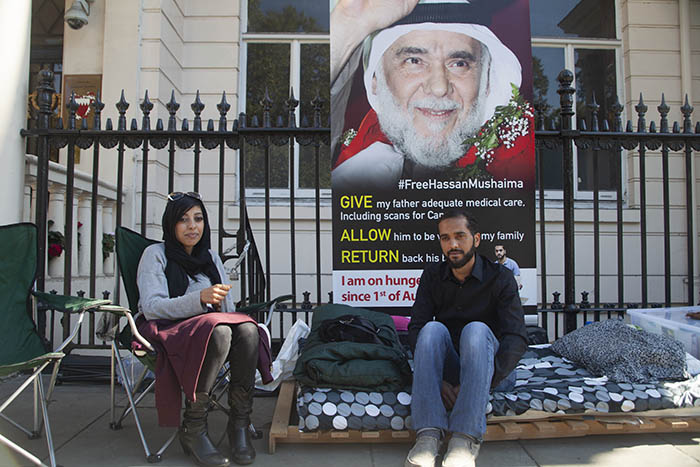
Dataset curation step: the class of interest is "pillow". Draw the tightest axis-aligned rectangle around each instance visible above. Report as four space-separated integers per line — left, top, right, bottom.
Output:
551 319 687 382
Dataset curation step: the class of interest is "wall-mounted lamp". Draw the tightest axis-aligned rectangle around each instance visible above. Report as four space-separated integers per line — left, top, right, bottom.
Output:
65 0 96 30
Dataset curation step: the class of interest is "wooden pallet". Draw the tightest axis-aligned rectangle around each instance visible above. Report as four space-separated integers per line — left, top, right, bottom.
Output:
268 380 700 453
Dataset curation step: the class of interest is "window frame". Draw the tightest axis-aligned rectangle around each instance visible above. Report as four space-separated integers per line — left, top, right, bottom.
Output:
239 1 331 199
531 0 625 201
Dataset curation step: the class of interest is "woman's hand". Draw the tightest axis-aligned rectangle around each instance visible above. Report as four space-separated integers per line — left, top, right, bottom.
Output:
200 284 231 308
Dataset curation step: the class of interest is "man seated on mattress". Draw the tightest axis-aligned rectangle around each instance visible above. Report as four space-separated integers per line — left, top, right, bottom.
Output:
407 209 527 467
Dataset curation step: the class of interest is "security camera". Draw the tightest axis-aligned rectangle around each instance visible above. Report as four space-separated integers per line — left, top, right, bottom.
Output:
65 0 94 30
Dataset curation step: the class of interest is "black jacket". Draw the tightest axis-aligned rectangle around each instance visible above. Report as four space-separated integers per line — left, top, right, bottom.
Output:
408 254 527 388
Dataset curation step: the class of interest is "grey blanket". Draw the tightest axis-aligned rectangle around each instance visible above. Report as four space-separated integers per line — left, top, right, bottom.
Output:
551 319 687 382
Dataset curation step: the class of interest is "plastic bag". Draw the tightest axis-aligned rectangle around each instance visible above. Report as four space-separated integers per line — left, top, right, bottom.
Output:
116 352 155 391
255 319 310 391
96 312 119 342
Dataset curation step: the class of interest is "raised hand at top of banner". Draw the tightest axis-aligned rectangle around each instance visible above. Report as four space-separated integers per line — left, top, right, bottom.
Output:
331 0 420 84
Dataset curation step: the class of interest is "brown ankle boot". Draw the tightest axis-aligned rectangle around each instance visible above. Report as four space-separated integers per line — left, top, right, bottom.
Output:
227 386 255 465
180 393 230 467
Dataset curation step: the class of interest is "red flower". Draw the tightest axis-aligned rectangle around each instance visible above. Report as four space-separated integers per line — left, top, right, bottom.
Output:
485 115 535 188
48 243 63 259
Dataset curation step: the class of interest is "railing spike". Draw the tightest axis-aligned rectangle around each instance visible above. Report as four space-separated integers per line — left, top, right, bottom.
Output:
635 93 647 132
673 121 680 133
207 119 215 132
167 90 180 131
311 89 325 128
611 95 623 132
140 90 153 131
626 120 633 132
156 118 164 131
218 91 230 131
105 118 113 131
286 88 299 128
681 94 694 133
261 88 273 128
602 119 610 132
181 118 189 131
116 90 129 132
658 93 670 133
91 91 104 130
649 120 656 133
191 90 204 131
67 91 79 130
588 92 600 131
130 118 138 131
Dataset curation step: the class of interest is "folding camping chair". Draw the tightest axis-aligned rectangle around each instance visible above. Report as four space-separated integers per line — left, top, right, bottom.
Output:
98 226 291 463
0 223 110 467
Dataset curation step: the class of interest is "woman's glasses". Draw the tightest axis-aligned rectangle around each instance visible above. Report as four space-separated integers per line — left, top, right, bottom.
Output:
167 191 202 202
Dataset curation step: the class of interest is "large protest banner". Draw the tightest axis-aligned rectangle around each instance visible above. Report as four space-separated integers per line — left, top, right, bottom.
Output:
331 0 536 308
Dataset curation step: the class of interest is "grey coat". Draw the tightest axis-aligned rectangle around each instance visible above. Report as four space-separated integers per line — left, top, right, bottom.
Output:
136 243 235 321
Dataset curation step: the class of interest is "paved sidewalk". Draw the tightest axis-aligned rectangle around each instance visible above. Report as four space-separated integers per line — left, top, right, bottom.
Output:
1 376 699 467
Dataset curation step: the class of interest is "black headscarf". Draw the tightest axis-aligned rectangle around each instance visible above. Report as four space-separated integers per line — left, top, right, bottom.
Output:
161 195 221 298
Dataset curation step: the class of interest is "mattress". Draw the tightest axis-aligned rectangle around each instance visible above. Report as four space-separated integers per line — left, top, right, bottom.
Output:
296 344 700 432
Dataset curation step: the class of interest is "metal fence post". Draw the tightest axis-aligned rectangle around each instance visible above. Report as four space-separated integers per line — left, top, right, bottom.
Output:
34 67 56 293
557 70 578 334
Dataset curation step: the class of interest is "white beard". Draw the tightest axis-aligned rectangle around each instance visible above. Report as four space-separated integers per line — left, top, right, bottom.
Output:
372 64 486 169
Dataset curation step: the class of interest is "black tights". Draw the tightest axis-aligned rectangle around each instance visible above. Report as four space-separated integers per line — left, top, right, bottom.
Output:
196 322 259 394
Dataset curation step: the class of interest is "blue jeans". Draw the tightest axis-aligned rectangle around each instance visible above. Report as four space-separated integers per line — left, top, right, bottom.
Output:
411 321 515 440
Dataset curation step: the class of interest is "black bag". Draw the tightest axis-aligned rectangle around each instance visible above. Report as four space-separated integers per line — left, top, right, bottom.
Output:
318 314 393 346
526 325 548 345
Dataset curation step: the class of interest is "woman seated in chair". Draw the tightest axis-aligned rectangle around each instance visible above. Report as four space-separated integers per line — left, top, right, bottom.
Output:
137 192 262 467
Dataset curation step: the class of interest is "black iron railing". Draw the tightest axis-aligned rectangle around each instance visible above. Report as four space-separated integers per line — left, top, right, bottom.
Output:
536 70 699 337
21 67 700 350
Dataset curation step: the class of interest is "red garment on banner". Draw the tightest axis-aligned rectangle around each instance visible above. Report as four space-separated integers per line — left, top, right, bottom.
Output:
334 109 535 188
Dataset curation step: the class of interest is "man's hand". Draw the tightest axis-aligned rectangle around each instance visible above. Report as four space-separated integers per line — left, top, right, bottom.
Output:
331 0 420 83
200 284 231 308
440 381 460 410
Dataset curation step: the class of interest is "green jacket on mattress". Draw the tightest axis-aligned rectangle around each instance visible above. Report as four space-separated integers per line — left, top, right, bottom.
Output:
293 304 412 391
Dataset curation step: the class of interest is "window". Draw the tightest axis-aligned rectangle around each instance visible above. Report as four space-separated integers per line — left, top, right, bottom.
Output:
240 0 330 196
530 0 622 199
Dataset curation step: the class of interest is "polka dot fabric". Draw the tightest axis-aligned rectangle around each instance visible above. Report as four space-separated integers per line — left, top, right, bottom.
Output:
296 344 700 432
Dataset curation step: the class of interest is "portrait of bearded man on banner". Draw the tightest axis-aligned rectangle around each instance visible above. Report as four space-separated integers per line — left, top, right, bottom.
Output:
331 0 535 191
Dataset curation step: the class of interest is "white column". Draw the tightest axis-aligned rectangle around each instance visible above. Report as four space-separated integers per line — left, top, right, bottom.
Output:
23 184 32 223
47 187 66 278
102 201 115 275
0 1 31 224
95 199 104 277
78 195 92 277
72 194 80 278
30 183 37 224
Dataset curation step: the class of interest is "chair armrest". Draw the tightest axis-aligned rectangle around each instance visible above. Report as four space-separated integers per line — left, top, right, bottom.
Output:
237 294 293 315
237 294 294 327
32 291 111 313
94 305 156 354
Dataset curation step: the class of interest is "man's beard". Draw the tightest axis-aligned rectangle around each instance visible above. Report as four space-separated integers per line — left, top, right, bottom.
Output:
373 64 486 169
446 243 477 269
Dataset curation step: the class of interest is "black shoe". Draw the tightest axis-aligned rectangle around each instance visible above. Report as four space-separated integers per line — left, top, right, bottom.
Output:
228 386 256 465
180 393 230 467
227 418 256 465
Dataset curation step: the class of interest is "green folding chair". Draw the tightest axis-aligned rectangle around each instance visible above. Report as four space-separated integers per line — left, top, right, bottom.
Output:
100 226 291 463
0 223 110 467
